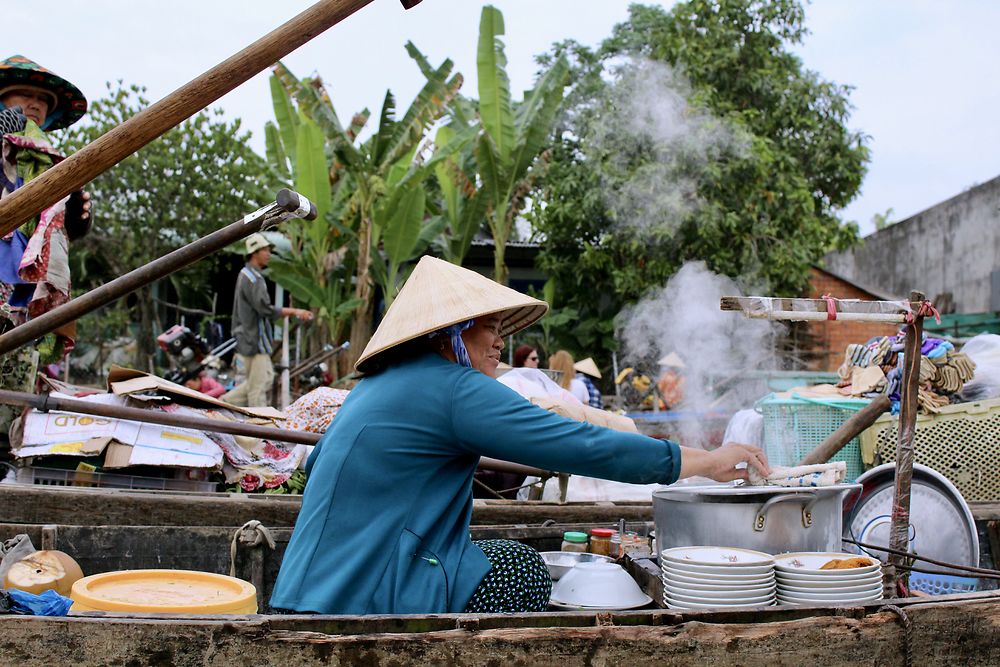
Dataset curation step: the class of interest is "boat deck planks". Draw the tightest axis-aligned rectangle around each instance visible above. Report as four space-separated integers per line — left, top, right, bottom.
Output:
2 593 1000 665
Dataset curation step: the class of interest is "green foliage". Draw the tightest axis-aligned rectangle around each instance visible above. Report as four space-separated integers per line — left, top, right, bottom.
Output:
530 0 869 362
872 207 896 231
57 82 269 368
269 49 473 359
475 5 570 283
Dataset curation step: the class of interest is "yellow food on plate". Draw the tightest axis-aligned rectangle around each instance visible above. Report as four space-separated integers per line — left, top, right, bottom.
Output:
819 556 874 570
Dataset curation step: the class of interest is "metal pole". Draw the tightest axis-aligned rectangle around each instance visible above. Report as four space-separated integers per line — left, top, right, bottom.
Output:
0 0 435 236
0 388 547 478
0 190 315 356
888 290 925 594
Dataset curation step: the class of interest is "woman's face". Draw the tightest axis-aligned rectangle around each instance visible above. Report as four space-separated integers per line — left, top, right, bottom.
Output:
524 349 540 368
1 87 50 127
461 315 504 377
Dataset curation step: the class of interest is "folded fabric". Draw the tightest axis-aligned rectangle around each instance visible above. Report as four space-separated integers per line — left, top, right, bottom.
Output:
529 395 638 433
748 461 847 487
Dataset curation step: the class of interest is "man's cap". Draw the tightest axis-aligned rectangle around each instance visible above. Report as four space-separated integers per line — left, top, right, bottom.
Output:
245 233 273 255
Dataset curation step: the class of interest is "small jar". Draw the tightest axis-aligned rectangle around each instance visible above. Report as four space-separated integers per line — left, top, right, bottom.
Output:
561 531 588 553
589 528 615 557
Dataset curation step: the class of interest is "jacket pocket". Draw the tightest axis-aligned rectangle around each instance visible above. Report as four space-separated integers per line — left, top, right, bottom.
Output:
370 528 448 614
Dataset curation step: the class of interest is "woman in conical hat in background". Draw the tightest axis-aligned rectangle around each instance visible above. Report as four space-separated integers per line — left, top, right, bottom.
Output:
0 55 91 433
271 256 769 615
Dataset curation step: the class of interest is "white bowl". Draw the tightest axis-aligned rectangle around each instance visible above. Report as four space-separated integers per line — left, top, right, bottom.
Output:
666 595 775 610
776 570 882 585
777 581 882 595
661 576 776 592
663 560 774 577
665 588 775 606
662 564 773 582
773 552 880 575
777 591 882 605
550 561 650 608
665 583 775 600
661 546 774 567
540 552 614 580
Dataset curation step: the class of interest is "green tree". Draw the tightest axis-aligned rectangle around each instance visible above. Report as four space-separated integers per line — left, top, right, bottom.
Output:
530 0 869 362
270 56 472 366
59 82 269 369
872 207 896 231
475 5 569 284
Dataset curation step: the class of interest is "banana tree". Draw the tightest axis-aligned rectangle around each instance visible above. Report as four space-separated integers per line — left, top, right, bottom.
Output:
272 54 473 364
476 5 570 284
263 85 360 347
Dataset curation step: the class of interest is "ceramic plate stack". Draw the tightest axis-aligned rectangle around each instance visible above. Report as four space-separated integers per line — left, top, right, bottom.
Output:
660 546 776 610
773 552 883 606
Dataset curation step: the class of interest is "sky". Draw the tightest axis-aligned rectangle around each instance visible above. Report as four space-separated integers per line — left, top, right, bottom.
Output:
8 1 1000 237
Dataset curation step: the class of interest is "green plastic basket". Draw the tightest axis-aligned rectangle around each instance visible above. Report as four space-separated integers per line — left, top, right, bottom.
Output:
756 393 870 481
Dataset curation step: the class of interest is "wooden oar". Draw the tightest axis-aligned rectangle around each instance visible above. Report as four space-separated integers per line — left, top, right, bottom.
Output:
796 395 891 466
0 190 315 356
0 0 424 236
0 388 548 479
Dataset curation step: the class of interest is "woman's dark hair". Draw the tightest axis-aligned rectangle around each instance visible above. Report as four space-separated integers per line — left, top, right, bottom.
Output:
512 344 536 368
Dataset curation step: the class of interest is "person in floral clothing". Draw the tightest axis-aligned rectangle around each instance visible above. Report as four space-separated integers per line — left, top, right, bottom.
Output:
0 55 91 433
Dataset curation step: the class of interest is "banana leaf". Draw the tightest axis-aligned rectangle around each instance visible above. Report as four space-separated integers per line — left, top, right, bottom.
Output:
477 6 515 164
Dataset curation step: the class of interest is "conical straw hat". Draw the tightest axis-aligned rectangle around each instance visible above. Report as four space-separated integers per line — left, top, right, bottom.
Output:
355 256 548 372
657 351 685 368
573 357 601 379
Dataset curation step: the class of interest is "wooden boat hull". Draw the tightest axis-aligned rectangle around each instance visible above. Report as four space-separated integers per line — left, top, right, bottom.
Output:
3 592 1000 666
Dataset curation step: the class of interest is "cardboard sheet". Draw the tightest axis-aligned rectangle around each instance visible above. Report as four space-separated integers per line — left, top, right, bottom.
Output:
107 365 284 420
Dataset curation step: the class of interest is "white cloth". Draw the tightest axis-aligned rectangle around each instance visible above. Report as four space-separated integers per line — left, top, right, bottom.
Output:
748 461 847 487
569 377 590 404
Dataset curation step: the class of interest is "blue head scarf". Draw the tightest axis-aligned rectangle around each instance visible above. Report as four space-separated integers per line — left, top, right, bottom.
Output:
429 319 475 367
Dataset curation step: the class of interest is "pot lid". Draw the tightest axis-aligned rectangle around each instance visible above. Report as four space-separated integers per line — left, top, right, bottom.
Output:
654 481 862 504
842 463 979 573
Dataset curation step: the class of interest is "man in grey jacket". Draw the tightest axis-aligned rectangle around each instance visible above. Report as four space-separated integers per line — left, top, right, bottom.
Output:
223 233 313 407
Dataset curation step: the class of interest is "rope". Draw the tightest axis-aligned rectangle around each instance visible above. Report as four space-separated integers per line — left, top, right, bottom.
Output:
904 300 942 325
820 294 838 320
878 604 913 667
229 520 276 577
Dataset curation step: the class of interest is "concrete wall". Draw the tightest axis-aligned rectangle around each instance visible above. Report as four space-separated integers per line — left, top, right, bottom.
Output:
824 174 1000 313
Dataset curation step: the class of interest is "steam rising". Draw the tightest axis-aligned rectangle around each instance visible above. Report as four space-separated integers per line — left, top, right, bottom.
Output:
590 59 749 235
619 262 780 447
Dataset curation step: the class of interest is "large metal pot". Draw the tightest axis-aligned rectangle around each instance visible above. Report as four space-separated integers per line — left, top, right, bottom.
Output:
653 483 861 555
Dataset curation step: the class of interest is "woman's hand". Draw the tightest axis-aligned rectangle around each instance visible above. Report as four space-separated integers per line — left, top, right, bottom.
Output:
678 442 770 482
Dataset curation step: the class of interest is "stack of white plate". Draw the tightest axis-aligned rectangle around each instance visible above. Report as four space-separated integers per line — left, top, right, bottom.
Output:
773 552 883 606
660 546 776 610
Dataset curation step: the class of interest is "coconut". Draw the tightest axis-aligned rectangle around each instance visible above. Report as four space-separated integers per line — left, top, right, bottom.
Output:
3 550 84 596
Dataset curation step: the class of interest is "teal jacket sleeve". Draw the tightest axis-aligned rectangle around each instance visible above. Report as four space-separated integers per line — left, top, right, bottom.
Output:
448 369 682 485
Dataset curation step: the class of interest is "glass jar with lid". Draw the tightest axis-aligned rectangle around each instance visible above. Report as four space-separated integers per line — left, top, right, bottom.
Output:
561 531 589 553
589 528 615 557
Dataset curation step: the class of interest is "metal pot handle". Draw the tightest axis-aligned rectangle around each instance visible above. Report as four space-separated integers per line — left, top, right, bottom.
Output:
753 493 819 532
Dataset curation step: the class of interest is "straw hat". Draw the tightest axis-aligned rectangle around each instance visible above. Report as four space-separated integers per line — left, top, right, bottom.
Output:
0 55 87 130
657 352 685 369
355 256 548 372
573 357 601 379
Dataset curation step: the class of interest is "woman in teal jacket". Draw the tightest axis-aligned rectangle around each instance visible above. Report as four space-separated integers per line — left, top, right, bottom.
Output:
270 256 768 614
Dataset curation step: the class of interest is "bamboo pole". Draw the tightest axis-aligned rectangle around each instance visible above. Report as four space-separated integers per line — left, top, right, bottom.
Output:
888 290 925 594
0 190 315 357
0 389 547 478
0 0 389 236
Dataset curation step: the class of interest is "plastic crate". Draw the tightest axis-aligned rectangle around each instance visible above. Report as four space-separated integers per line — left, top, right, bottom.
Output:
909 572 978 596
859 397 1000 502
15 466 218 493
757 393 870 481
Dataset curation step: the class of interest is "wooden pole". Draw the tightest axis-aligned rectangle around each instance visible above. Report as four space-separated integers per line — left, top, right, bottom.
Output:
0 0 377 236
0 190 315 356
796 394 891 466
888 290 925 594
0 389 547 478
